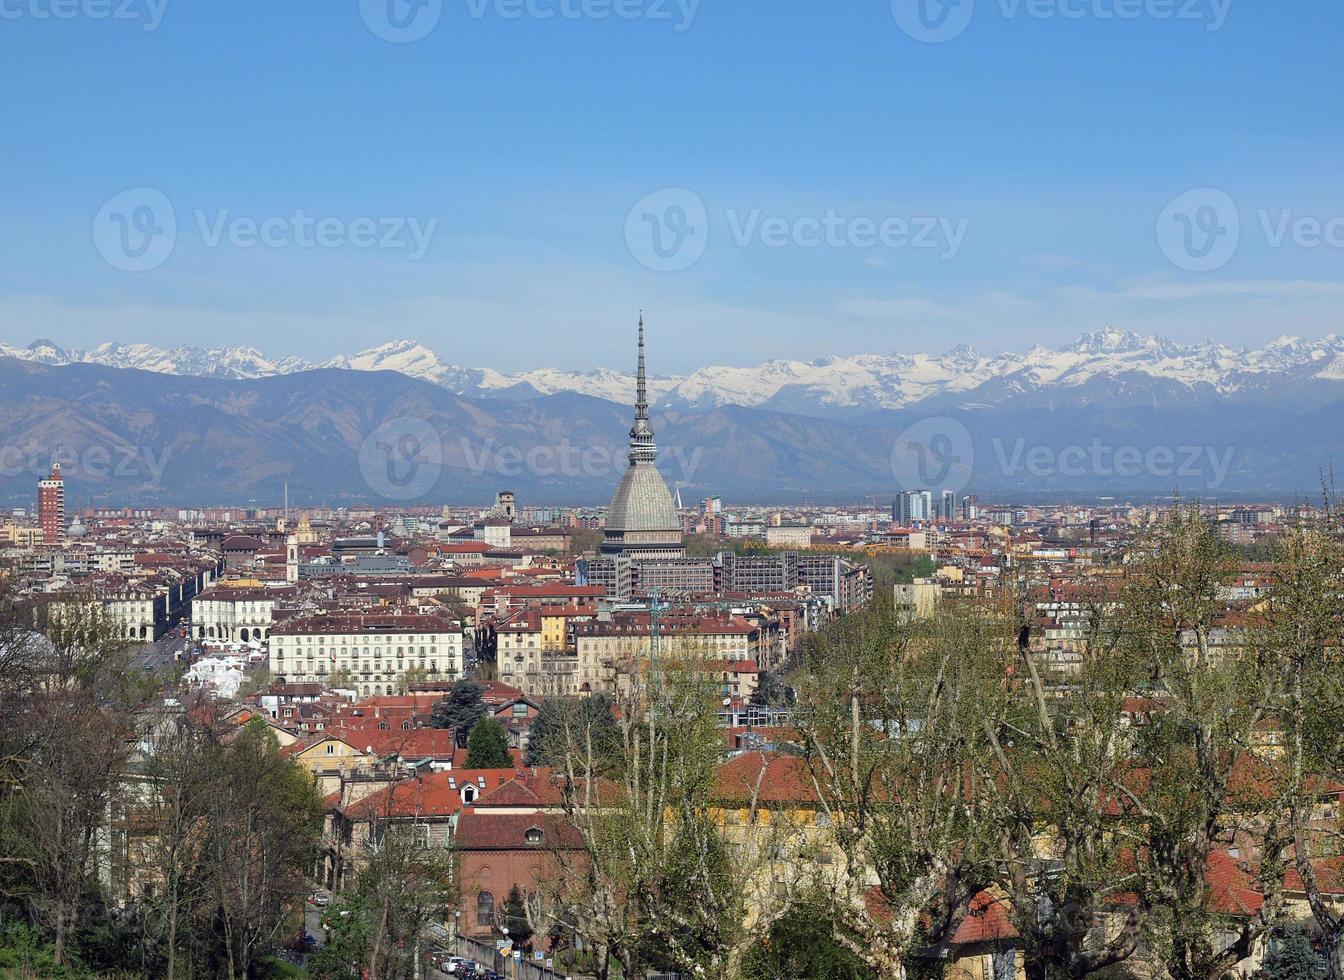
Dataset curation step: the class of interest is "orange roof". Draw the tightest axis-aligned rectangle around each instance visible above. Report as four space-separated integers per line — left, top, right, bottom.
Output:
714 752 820 805
337 768 525 820
952 891 1018 944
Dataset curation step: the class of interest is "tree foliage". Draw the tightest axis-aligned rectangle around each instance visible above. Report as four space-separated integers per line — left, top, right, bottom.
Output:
430 679 487 740
465 715 512 769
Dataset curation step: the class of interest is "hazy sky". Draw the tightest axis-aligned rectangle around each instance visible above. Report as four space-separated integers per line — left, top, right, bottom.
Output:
2 0 1342 373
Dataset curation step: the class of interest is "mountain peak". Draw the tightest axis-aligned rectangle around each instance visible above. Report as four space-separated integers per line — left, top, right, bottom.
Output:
1070 327 1147 354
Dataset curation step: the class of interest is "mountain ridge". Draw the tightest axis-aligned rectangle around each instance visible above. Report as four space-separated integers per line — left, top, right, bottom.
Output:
1 353 1342 505
8 329 1344 419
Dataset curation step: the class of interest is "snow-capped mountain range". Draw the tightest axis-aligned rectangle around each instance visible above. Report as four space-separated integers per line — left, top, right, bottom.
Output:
7 328 1344 416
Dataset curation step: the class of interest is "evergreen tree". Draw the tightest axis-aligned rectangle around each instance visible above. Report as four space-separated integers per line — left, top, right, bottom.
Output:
465 715 512 769
500 885 534 949
525 694 622 772
1260 930 1325 980
430 679 487 742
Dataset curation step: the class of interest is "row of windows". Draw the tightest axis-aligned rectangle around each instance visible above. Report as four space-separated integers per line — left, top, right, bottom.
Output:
276 645 440 657
280 661 446 673
279 633 449 644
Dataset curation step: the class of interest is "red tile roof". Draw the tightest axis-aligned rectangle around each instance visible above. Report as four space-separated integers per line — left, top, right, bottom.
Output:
454 810 584 851
714 752 820 805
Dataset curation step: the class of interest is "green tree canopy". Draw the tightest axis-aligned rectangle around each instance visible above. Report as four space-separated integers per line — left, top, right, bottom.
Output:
525 694 622 773
430 679 487 741
465 715 512 769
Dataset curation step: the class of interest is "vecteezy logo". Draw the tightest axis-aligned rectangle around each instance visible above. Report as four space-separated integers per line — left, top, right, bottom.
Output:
358 418 443 501
92 188 177 272
891 0 974 43
1156 187 1240 273
890 416 974 494
360 0 442 42
624 187 710 272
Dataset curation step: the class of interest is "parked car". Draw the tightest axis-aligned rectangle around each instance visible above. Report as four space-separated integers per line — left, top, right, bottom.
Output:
310 891 331 907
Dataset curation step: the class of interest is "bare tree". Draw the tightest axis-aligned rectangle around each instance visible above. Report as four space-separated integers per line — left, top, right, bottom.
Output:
200 720 325 980
1120 505 1289 980
1263 517 1344 980
979 574 1151 980
795 599 1006 980
0 600 146 967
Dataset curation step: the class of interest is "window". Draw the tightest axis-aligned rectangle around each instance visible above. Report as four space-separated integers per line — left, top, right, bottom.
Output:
476 891 495 928
325 744 335 755
525 826 544 845
993 948 1016 980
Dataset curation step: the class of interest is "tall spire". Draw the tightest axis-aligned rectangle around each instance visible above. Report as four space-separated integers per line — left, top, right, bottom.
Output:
628 312 657 465
636 312 648 421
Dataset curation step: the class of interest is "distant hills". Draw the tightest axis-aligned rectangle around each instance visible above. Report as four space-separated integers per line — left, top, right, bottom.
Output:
10 328 1344 419
1 331 1343 505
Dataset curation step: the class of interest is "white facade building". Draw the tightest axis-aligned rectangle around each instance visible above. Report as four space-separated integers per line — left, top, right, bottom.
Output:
191 586 294 643
270 612 464 698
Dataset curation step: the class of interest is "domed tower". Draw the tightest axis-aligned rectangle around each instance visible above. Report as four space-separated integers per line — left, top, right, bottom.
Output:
601 315 685 559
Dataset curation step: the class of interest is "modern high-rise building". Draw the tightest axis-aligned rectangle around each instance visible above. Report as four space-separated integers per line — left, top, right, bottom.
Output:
941 490 956 522
960 494 979 521
600 315 685 561
909 490 932 522
893 490 930 524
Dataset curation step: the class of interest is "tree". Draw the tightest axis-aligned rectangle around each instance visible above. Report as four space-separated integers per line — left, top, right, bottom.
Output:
526 695 622 773
741 896 876 980
395 664 430 694
553 653 791 980
1121 505 1288 980
978 575 1151 980
501 884 534 949
795 599 1005 980
749 668 794 708
138 701 219 980
198 721 325 979
1263 517 1344 980
465 716 512 769
307 895 374 980
431 679 487 743
0 600 150 968
1259 929 1326 980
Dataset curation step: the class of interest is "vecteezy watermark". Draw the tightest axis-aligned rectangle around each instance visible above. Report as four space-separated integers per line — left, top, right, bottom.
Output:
890 417 1239 493
359 418 445 502
360 0 699 42
1157 187 1344 273
993 437 1236 488
625 187 970 272
891 417 975 495
891 0 1230 43
360 0 442 41
458 437 703 483
1156 187 1240 273
92 188 438 272
0 0 168 30
0 443 173 486
356 420 706 500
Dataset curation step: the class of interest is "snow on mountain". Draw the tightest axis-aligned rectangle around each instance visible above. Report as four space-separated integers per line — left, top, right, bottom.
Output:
6 330 1344 413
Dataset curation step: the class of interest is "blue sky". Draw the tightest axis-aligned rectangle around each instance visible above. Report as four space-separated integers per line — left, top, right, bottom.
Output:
1 0 1341 373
